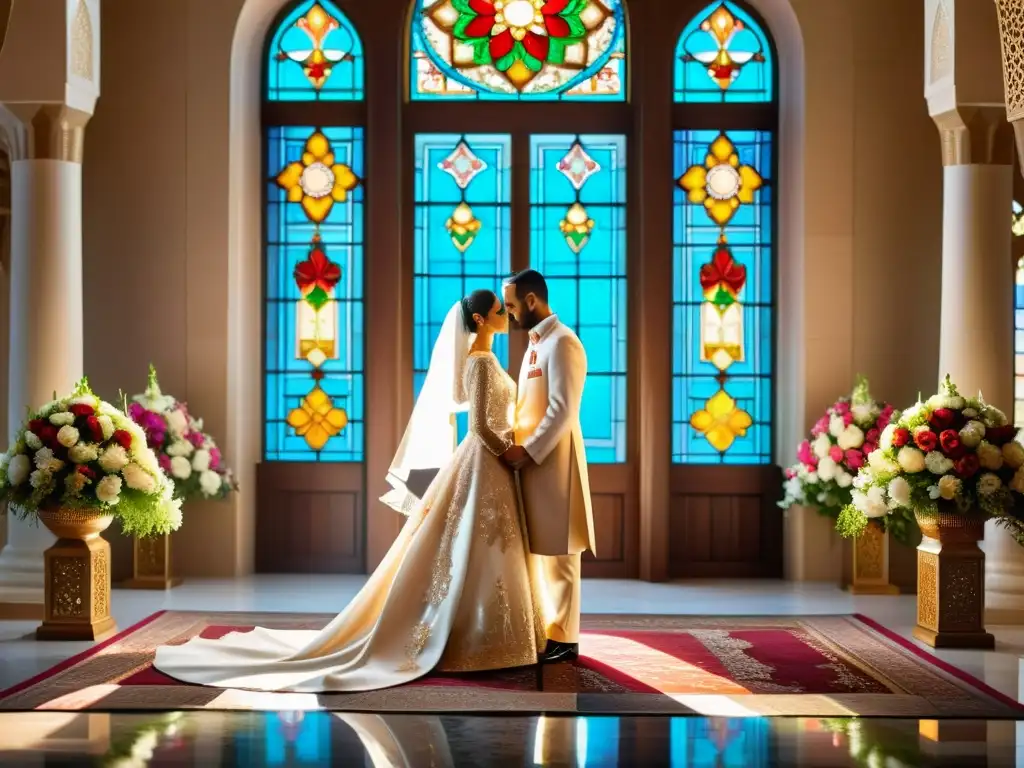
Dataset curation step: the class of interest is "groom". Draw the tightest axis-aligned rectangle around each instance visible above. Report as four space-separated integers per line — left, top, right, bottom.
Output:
501 269 595 664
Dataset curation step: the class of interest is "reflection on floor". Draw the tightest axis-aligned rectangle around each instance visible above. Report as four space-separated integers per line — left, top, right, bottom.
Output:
0 712 1016 766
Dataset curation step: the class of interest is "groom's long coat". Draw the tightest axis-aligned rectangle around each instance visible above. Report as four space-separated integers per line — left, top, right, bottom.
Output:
515 314 596 556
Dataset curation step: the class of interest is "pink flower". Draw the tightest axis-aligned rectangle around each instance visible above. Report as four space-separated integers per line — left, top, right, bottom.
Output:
829 445 844 463
797 440 814 464
862 442 877 455
833 401 850 415
209 447 222 471
158 453 172 472
811 416 829 437
844 449 865 469
785 467 796 479
865 428 880 445
186 431 205 449
842 411 854 426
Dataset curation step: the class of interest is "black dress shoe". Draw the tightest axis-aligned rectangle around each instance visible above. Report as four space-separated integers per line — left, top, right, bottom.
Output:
539 641 579 663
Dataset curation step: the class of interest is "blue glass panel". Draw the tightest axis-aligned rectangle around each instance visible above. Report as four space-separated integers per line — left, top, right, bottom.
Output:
670 718 770 767
264 126 365 461
410 0 626 102
1016 251 1024 427
672 129 773 464
530 134 627 463
414 134 512 440
674 1 774 104
578 717 620 767
266 0 364 102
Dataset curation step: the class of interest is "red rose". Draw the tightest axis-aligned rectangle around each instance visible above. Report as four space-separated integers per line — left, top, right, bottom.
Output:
914 429 938 452
953 454 980 478
37 424 59 448
939 429 966 459
84 415 103 443
892 428 911 448
111 429 132 450
27 419 46 434
929 408 956 431
68 403 95 418
986 425 1017 446
76 465 96 480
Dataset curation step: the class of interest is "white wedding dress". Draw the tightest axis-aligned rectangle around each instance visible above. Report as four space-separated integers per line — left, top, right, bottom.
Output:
153 347 544 692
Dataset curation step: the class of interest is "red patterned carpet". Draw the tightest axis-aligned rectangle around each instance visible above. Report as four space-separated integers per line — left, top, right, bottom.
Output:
1 611 1018 716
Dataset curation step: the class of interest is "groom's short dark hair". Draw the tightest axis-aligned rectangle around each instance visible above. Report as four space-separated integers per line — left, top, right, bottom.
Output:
507 269 549 303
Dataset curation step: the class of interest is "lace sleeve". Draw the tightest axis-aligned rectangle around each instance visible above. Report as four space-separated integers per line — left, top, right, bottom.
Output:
466 355 513 456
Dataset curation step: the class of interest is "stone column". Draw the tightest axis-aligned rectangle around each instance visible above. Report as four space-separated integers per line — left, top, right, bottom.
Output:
0 0 99 619
930 0 1020 622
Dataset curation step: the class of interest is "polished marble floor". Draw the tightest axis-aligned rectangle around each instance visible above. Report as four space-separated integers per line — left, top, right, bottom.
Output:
0 712 1020 766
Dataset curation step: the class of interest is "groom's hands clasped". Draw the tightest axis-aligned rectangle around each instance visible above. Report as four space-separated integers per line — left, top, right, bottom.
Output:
502 444 533 470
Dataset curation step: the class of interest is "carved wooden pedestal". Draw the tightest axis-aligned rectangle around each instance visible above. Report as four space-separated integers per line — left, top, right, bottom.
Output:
913 511 994 649
36 510 118 642
120 534 182 590
847 520 899 595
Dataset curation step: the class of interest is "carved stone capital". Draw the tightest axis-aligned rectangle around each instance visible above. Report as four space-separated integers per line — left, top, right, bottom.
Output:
932 106 1015 166
1 104 91 163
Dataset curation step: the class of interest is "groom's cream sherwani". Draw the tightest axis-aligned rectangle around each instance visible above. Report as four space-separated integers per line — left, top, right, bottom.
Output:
515 314 594 643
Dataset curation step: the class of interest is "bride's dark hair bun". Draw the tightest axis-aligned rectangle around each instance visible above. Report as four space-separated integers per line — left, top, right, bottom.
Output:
460 289 495 333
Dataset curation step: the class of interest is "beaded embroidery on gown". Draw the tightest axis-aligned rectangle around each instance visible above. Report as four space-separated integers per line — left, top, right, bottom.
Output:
153 352 544 692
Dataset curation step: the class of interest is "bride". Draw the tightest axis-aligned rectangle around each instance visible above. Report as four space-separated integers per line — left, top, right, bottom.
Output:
153 290 545 692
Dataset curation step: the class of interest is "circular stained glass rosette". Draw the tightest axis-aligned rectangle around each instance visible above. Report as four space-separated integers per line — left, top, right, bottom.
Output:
417 0 624 97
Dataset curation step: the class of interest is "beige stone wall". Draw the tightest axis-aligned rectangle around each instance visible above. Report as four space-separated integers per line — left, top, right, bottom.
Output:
66 0 945 577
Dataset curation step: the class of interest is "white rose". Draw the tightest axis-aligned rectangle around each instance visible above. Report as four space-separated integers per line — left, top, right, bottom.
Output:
982 405 1009 428
868 449 899 474
960 424 984 449
166 439 194 458
837 425 865 451
24 431 42 450
166 409 188 437
887 476 912 508
924 450 954 475
937 474 961 500
199 469 222 497
1003 441 1024 470
170 456 192 480
1012 467 1024 494
192 449 211 472
33 447 64 473
829 415 845 438
897 446 926 473
851 404 876 426
68 443 99 464
97 415 115 440
29 469 52 490
879 424 897 450
6 454 29 486
48 412 75 426
805 471 819 483
95 474 122 504
121 462 157 493
812 433 832 460
98 445 129 473
865 486 888 518
56 425 80 448
817 456 838 481
963 407 979 419
978 473 1003 496
835 470 853 488
64 472 88 494
978 441 1004 471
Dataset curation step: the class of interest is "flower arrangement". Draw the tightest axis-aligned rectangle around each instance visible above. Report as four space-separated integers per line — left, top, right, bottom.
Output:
0 378 182 537
837 375 1024 545
780 376 896 521
129 364 236 501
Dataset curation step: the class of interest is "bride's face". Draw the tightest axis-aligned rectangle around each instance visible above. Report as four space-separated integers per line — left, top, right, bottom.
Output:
479 295 508 334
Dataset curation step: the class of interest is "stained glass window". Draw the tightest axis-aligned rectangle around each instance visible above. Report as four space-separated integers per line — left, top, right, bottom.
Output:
263 2 366 462
674 1 773 104
530 134 627 462
670 718 769 766
266 1 365 101
1015 201 1024 427
410 0 627 101
413 134 513 414
672 129 773 464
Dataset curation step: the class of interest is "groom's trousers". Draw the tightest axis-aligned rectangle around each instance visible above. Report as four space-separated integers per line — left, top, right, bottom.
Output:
534 553 582 643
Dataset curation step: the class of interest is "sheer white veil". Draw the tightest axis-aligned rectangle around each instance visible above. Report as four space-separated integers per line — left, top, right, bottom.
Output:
381 302 472 515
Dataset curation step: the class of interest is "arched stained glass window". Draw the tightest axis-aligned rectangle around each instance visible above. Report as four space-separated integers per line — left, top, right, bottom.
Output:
263 0 366 461
410 0 627 101
671 1 776 464
673 0 772 104
1015 201 1024 427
